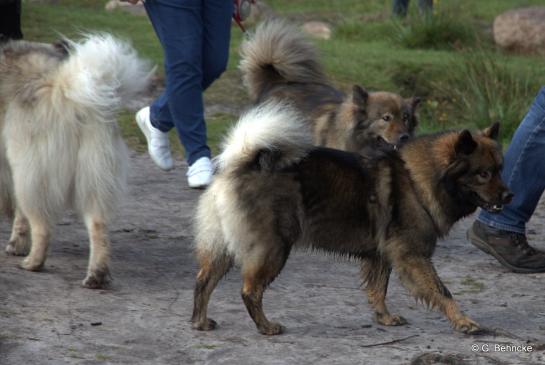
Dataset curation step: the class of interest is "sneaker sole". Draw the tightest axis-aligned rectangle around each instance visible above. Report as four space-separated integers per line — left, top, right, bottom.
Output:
188 183 209 190
136 113 173 172
467 228 545 274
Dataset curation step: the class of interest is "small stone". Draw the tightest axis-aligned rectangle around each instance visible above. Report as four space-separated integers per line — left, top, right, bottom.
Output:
301 21 332 40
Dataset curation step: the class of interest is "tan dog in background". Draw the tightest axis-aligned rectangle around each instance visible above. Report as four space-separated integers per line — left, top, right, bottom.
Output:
239 20 421 152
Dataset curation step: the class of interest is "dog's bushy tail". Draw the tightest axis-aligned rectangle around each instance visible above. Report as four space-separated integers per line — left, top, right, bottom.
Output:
216 102 313 175
239 19 327 100
55 34 152 121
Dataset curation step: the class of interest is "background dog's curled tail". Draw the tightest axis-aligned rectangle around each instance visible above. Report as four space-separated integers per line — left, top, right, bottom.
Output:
55 34 153 122
239 19 328 100
216 102 313 175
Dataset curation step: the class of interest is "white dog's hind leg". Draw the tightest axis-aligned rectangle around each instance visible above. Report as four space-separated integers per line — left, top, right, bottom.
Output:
20 213 50 271
82 214 111 289
5 209 30 256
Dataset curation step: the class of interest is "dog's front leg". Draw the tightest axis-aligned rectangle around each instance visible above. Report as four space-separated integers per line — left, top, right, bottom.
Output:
360 256 407 326
5 208 30 256
392 254 480 334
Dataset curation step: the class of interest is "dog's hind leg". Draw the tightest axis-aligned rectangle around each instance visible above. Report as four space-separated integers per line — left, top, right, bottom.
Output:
19 212 50 272
81 214 111 289
361 255 407 326
240 243 291 336
392 253 480 334
5 209 31 256
191 248 233 331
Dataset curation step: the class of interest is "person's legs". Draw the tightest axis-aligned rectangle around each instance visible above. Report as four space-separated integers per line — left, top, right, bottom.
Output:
144 0 211 166
468 87 545 273
417 0 433 16
392 0 409 17
479 87 545 233
144 0 174 132
201 0 232 91
0 0 23 40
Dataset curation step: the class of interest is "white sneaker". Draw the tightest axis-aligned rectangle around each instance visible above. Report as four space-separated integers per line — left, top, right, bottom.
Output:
187 157 213 189
136 107 174 171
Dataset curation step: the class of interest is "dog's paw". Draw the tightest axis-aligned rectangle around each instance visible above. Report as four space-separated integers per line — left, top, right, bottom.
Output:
82 269 111 289
376 313 408 326
19 256 44 271
258 322 285 336
453 316 480 334
192 318 218 331
5 237 30 256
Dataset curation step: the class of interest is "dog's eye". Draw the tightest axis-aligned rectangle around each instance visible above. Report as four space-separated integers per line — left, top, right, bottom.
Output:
478 171 491 181
382 114 392 122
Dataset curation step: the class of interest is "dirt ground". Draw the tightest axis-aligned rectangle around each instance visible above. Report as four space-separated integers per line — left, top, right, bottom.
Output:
1 152 544 365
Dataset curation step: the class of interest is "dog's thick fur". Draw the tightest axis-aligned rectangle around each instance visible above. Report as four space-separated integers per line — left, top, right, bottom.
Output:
191 103 512 335
0 35 151 288
239 20 421 152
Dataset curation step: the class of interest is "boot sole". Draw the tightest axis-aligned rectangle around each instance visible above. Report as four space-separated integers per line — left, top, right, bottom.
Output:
467 228 545 274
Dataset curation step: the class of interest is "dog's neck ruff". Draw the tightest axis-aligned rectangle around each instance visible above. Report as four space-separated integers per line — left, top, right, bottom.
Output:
406 173 444 237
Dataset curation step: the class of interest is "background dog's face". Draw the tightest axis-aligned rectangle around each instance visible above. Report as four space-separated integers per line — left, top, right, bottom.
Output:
351 85 420 150
442 123 513 212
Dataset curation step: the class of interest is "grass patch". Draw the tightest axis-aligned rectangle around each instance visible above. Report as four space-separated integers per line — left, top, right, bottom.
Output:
391 12 478 50
434 50 540 139
21 0 545 151
192 343 221 350
460 276 485 293
95 353 111 361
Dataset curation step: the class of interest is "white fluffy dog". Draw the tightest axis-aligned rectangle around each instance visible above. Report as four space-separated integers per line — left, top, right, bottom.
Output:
0 35 151 288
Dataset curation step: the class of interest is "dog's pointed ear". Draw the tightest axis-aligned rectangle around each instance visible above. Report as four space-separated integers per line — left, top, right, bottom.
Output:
482 122 500 141
406 96 422 110
53 40 71 56
455 130 477 156
352 85 368 107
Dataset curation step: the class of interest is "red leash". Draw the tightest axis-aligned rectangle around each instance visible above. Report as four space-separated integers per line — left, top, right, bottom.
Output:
233 0 256 33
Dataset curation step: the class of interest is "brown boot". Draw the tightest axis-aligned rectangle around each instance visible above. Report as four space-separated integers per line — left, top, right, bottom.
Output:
467 221 545 273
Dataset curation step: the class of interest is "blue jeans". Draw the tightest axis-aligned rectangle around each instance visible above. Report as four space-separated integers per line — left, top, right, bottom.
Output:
144 0 232 165
478 87 545 234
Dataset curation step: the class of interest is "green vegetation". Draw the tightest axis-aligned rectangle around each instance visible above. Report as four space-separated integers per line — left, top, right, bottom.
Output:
391 12 478 50
459 275 485 293
22 0 545 154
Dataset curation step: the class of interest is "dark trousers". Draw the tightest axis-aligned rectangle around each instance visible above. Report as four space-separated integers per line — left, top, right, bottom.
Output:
0 0 23 40
144 0 232 165
392 0 433 17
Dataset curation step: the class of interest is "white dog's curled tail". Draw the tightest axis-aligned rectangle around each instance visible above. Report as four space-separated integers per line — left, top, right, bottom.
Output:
216 102 313 175
55 34 153 122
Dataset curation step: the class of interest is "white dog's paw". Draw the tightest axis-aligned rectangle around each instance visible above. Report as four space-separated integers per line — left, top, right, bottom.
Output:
5 237 31 256
82 268 111 289
20 256 44 271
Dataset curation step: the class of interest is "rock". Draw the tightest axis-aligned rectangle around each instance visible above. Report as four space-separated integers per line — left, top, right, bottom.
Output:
301 21 332 40
493 6 545 54
105 0 146 16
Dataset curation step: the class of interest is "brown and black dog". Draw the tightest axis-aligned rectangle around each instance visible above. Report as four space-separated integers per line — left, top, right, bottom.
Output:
191 103 512 335
239 20 421 152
